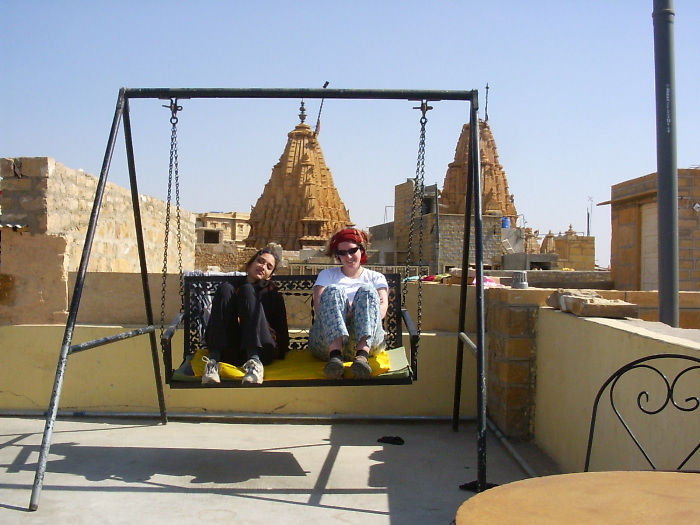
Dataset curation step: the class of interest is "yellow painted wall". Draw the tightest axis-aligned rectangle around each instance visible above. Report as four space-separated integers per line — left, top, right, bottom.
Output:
0 325 477 419
534 308 700 473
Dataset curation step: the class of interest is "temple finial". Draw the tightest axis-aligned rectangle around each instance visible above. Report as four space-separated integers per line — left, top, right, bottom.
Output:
299 100 306 123
484 83 490 122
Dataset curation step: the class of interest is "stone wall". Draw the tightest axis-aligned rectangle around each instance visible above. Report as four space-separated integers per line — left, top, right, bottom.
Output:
677 169 700 290
393 179 414 265
437 214 502 271
194 243 247 272
0 157 195 324
486 288 552 439
367 222 395 265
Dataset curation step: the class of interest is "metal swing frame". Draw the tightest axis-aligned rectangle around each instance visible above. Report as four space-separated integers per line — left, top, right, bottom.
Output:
29 87 485 510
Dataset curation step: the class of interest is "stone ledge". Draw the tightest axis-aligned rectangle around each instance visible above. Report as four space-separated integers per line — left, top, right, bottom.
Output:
547 289 639 319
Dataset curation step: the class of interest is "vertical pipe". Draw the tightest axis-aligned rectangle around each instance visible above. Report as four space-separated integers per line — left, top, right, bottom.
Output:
434 185 441 273
470 105 487 493
29 89 125 511
122 97 168 424
653 0 679 326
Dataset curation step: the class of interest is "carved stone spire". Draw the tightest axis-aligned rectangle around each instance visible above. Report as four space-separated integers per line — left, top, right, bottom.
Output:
244 107 353 250
440 120 517 222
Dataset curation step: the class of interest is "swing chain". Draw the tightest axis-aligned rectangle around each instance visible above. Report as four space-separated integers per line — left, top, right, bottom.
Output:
160 99 184 341
403 100 431 335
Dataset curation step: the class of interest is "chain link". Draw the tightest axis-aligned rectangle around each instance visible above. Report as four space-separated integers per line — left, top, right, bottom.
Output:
160 99 182 341
175 141 183 311
403 101 431 336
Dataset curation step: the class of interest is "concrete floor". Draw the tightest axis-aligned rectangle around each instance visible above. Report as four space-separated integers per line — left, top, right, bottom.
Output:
0 416 558 525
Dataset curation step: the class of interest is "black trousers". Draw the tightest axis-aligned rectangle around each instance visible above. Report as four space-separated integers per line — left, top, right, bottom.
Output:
205 282 277 366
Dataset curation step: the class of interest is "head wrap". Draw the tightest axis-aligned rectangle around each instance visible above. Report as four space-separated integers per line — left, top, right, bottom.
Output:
327 228 369 264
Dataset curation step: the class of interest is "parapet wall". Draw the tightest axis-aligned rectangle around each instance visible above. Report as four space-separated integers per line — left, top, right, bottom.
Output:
0 157 195 324
485 286 700 440
535 310 700 472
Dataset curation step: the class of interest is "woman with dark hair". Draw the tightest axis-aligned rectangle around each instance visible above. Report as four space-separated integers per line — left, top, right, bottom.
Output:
309 228 388 379
203 247 289 385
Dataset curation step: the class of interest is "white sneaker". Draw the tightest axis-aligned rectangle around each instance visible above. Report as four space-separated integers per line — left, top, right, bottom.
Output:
241 358 264 385
202 356 220 385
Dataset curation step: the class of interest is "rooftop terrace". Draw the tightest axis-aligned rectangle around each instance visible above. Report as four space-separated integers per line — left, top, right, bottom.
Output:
0 416 558 523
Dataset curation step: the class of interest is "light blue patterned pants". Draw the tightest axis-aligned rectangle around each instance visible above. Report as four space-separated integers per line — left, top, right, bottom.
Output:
309 284 386 362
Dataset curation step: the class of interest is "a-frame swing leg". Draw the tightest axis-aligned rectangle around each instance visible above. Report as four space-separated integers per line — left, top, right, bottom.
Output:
123 97 168 426
453 98 495 493
29 90 167 511
29 93 125 511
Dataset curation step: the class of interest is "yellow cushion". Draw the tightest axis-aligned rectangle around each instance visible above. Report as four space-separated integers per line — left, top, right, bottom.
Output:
190 347 397 381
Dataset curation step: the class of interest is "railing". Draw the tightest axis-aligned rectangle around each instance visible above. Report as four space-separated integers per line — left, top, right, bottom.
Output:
284 264 428 277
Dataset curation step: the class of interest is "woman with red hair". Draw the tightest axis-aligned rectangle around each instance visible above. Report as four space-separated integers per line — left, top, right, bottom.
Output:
309 228 388 379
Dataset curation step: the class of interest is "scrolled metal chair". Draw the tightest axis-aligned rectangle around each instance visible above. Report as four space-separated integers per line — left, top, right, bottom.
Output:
584 353 700 472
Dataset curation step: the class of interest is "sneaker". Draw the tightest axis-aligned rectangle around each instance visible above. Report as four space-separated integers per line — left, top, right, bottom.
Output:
202 356 220 385
350 355 372 379
241 358 264 385
324 356 345 380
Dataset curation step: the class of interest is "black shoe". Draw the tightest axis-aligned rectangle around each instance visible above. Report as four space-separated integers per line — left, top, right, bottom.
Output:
324 356 344 379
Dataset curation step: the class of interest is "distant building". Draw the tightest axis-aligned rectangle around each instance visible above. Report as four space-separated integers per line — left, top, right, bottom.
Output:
196 211 250 247
370 120 595 274
372 120 524 274
604 167 700 291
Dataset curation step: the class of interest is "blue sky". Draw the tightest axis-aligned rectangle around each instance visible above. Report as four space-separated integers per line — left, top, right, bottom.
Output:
2 1 699 267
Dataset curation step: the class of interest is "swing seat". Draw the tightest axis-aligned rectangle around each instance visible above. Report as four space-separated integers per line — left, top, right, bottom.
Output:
162 273 419 388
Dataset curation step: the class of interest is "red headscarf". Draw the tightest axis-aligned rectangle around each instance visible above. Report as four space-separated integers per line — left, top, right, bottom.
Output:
327 228 369 264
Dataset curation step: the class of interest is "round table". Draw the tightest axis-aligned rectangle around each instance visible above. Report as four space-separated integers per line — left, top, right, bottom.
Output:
455 471 700 524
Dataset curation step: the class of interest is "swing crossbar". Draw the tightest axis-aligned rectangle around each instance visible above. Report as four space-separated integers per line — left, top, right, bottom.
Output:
161 273 418 388
123 87 477 102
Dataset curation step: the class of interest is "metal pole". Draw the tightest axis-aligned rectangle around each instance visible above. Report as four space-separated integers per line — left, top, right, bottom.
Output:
653 0 679 326
29 90 125 511
471 106 488 493
69 326 155 354
456 99 493 493
452 112 476 432
123 98 168 424
434 185 441 273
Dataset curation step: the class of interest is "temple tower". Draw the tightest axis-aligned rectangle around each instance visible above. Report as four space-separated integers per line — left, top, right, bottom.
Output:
245 103 353 250
440 120 517 222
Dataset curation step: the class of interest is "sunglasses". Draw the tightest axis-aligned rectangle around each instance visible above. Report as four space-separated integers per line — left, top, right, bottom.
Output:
336 246 361 257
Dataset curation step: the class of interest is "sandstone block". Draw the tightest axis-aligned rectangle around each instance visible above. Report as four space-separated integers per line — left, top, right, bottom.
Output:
567 296 639 318
545 288 601 310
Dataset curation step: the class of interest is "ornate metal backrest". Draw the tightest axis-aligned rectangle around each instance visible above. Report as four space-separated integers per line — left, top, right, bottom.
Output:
584 353 700 471
183 273 403 358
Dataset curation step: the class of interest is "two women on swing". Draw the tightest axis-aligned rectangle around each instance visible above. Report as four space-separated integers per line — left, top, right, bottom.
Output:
203 228 387 384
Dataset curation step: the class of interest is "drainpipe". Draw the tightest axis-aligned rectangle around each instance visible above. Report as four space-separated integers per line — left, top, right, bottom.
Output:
434 185 440 273
653 0 679 326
